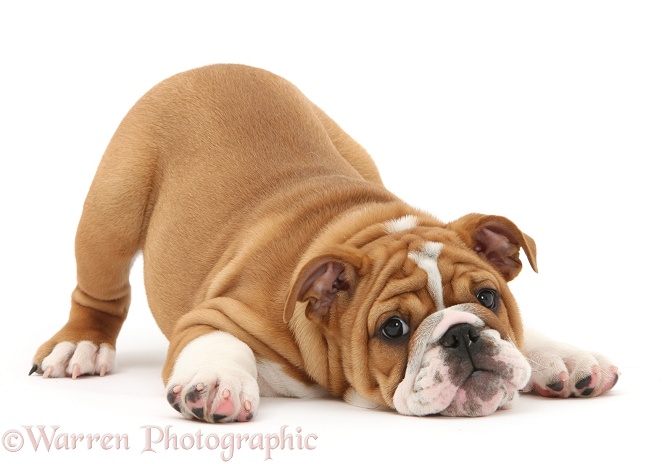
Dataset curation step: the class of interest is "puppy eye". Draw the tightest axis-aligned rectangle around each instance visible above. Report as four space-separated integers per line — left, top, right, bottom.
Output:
476 289 499 312
381 317 410 340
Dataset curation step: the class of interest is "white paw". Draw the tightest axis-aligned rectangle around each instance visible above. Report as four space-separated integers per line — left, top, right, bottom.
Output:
165 331 260 423
38 341 116 378
523 329 619 398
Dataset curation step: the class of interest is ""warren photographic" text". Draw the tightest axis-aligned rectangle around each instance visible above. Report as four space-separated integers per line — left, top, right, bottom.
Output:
2 425 318 461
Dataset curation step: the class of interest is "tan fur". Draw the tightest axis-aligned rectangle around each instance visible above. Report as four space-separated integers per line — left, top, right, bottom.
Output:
33 64 537 408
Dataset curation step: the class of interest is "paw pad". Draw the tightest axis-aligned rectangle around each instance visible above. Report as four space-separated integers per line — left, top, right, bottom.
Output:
166 376 258 423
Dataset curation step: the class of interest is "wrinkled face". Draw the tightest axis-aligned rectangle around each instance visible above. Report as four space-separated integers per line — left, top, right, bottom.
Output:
354 238 531 417
288 214 537 417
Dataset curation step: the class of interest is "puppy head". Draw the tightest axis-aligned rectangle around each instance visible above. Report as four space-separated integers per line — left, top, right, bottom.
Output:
284 213 537 417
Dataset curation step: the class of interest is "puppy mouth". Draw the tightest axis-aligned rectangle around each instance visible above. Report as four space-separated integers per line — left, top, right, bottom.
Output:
392 306 531 417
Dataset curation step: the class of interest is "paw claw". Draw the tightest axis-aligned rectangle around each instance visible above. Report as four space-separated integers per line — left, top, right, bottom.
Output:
29 364 38 376
235 399 256 422
167 386 183 412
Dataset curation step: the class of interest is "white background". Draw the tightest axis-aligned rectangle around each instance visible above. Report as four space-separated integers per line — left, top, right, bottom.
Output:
1 1 660 463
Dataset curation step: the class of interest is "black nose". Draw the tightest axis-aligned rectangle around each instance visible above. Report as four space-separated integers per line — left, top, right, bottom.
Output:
440 323 482 359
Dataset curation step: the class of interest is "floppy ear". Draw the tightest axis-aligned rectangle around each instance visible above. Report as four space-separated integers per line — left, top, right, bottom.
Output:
283 254 357 324
448 213 538 281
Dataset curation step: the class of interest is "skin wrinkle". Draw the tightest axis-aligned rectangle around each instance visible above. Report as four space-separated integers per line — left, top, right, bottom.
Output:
343 233 445 406
367 310 411 404
375 355 402 402
448 262 499 306
368 294 425 399
349 286 379 398
378 269 427 304
441 250 520 346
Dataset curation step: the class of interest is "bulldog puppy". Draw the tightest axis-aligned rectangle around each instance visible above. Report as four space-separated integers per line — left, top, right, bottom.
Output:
31 64 618 421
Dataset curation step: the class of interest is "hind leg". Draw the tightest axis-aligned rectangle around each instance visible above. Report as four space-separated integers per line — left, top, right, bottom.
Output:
311 103 384 185
31 111 155 378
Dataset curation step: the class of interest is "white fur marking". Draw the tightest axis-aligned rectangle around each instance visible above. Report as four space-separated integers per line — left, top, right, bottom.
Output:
171 331 257 378
408 241 444 310
41 341 116 378
256 359 326 398
384 215 419 234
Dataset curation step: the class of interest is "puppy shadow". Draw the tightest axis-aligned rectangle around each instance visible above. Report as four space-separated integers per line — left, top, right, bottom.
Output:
115 349 166 373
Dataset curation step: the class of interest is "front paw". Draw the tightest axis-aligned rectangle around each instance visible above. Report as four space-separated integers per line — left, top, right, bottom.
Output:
166 369 259 423
32 341 116 378
524 332 619 398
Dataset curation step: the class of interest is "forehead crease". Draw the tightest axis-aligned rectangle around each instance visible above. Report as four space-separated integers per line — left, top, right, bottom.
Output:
407 242 444 311
379 266 426 303
440 251 494 285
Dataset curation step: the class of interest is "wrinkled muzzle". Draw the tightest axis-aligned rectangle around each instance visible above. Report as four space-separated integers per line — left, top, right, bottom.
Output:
393 304 531 417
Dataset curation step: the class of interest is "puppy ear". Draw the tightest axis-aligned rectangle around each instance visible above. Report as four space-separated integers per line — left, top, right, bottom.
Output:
284 255 356 324
448 213 538 281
